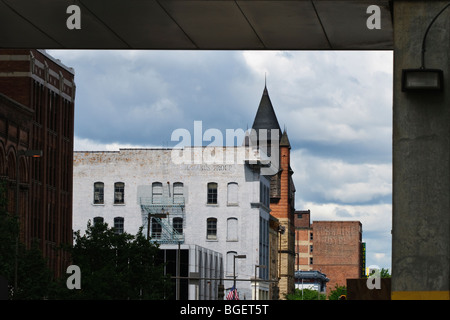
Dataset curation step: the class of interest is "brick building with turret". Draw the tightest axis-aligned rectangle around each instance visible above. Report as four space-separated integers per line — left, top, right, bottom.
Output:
251 85 296 298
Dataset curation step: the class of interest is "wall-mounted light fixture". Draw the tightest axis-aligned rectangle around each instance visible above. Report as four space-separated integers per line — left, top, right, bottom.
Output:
402 68 443 91
402 2 450 92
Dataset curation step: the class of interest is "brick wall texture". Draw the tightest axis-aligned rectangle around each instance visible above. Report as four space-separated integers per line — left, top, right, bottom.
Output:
312 221 362 296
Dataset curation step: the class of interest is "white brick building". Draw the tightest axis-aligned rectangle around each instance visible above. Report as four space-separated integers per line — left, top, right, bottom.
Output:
73 147 272 300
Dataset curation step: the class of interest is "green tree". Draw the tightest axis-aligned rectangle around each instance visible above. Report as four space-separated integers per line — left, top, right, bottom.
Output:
328 284 347 300
380 268 391 278
0 181 52 299
50 220 172 299
286 288 326 300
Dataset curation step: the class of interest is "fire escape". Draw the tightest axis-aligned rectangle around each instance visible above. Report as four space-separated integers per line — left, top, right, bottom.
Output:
139 183 185 244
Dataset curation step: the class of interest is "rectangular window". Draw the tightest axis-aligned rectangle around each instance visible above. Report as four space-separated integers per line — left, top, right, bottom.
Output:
93 182 104 204
114 182 125 204
207 218 217 240
173 217 183 235
207 182 218 204
114 217 124 234
151 218 162 239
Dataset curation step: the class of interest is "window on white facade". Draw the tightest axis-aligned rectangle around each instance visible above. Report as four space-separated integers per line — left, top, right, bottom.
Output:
207 217 217 240
93 182 104 204
226 251 237 276
151 218 162 239
227 217 238 241
227 182 238 205
152 182 163 204
259 217 269 280
93 216 104 225
260 183 269 207
173 217 183 235
114 217 124 234
207 182 218 204
114 182 125 204
173 182 184 204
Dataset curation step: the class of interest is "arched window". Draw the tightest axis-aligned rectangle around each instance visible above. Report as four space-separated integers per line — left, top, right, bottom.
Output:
173 182 184 204
227 182 238 205
0 144 5 178
207 182 217 204
226 251 237 276
227 217 238 241
7 151 15 180
207 217 217 240
93 182 104 204
18 157 27 183
114 182 125 204
152 182 162 204
93 216 104 225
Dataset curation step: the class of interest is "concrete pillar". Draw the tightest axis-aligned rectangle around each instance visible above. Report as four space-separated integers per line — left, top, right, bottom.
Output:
392 0 450 300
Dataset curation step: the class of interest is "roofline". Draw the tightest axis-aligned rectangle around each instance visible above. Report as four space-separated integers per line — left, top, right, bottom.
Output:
36 49 75 75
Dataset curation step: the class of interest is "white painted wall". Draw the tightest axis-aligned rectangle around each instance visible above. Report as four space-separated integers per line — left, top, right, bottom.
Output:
73 147 271 300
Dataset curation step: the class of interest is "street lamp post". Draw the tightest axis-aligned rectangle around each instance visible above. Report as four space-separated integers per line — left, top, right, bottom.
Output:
233 254 246 294
14 149 42 293
254 264 266 300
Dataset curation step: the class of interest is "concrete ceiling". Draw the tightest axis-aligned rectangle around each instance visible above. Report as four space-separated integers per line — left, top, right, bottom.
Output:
0 0 393 50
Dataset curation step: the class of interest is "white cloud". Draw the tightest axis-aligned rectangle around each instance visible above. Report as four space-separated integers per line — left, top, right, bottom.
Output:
300 202 391 232
74 136 157 151
241 51 393 151
292 149 392 205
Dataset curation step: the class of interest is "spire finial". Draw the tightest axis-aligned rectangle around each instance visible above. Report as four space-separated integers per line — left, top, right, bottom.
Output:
263 72 268 95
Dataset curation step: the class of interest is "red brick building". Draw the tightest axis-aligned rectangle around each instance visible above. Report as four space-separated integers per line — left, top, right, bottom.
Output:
0 49 75 279
294 212 363 296
313 221 362 296
294 210 313 271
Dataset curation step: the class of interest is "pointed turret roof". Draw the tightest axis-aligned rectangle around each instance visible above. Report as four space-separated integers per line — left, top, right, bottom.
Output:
280 130 291 148
251 85 281 134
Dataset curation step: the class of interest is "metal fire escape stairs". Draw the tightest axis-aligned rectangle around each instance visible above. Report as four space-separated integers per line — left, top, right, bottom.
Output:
139 185 185 245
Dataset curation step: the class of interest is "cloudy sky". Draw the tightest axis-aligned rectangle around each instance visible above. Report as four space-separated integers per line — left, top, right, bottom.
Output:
48 49 393 271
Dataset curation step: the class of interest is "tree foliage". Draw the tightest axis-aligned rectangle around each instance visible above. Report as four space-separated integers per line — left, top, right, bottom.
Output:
286 288 326 300
328 284 347 300
0 181 52 299
380 268 391 278
2 182 171 299
49 220 172 299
